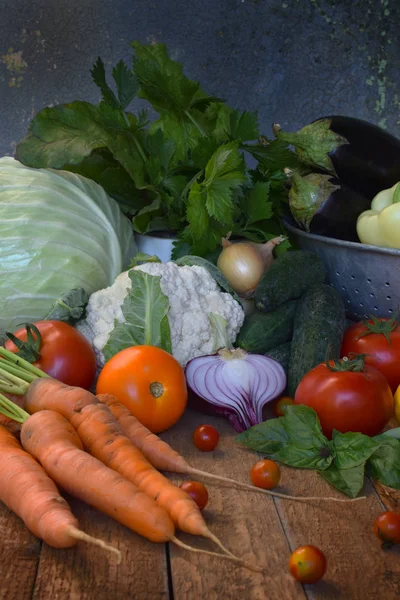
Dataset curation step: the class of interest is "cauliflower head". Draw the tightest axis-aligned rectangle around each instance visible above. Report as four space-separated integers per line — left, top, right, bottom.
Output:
77 261 245 367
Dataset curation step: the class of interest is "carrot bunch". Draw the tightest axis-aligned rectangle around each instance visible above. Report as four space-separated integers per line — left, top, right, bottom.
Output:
0 347 260 572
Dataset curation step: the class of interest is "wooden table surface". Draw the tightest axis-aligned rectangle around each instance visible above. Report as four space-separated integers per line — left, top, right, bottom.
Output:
1 409 399 600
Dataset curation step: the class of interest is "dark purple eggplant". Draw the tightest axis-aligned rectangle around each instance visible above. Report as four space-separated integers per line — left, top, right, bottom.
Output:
315 116 400 200
286 170 371 242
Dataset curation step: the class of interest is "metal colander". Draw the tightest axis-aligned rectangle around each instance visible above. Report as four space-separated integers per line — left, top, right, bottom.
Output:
284 219 400 321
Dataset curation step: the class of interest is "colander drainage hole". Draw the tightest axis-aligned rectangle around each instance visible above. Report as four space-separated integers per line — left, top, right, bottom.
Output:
370 293 375 297
360 302 364 307
389 309 394 314
374 306 378 311
336 271 340 276
367 278 372 283
351 275 355 280
342 286 346 291
355 289 359 294
385 282 390 286
387 295 391 300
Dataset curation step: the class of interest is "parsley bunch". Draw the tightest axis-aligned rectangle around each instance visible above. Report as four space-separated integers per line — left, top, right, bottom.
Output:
16 41 317 258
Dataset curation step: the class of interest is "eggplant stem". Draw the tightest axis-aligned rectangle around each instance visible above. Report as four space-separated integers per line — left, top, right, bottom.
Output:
186 467 366 503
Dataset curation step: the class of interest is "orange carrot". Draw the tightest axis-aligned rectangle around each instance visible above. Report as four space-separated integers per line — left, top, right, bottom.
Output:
0 424 120 560
97 394 366 504
24 379 237 559
17 408 259 571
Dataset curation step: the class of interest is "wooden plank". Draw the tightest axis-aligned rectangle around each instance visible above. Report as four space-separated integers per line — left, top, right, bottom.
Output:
272 466 400 600
0 501 41 600
374 481 400 512
161 410 306 600
32 497 169 600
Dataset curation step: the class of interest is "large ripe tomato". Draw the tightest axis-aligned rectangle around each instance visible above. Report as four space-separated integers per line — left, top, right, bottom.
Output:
294 356 394 438
341 317 400 393
5 321 96 390
96 345 188 433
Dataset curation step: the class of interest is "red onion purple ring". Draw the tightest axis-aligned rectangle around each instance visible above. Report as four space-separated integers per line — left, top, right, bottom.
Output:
185 348 286 432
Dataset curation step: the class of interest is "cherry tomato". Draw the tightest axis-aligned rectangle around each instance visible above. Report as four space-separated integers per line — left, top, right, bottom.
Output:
96 345 187 433
5 320 96 390
374 511 400 548
341 318 400 393
250 459 281 490
274 395 295 417
193 424 219 452
289 545 327 584
294 360 394 438
179 480 209 511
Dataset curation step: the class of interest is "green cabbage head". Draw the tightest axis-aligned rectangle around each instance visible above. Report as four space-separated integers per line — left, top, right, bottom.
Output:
0 157 137 338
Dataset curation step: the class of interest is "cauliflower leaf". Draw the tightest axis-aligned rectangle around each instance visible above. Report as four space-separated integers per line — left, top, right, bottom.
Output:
103 269 171 361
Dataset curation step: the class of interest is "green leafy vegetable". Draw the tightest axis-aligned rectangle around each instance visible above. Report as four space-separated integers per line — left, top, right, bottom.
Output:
103 270 172 361
128 253 162 267
44 288 90 324
319 463 366 499
16 41 340 258
236 405 334 470
236 404 400 498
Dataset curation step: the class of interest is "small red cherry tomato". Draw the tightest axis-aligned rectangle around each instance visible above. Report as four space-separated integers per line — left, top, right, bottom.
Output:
274 395 295 417
250 459 281 490
374 511 400 548
193 424 219 452
179 480 209 511
289 545 327 584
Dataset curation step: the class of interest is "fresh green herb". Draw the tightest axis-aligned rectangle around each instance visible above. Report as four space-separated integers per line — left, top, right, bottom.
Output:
236 404 400 498
128 252 162 267
16 41 335 257
103 270 172 361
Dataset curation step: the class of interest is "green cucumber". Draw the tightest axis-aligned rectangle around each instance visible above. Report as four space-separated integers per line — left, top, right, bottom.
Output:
255 250 327 312
236 300 298 354
287 283 346 397
265 341 291 374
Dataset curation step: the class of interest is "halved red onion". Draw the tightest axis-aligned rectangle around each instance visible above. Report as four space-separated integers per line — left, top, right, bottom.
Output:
185 348 286 432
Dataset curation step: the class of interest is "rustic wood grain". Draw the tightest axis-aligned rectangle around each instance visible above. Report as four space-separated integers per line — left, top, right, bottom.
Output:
161 410 306 600
272 467 400 599
0 502 41 600
32 496 169 600
373 481 400 512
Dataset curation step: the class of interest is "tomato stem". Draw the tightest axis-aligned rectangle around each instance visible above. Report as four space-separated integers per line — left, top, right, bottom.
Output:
358 314 399 344
325 346 367 373
149 381 164 398
5 323 43 363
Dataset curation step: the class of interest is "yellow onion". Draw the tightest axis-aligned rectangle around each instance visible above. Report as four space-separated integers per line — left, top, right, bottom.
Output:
217 235 285 297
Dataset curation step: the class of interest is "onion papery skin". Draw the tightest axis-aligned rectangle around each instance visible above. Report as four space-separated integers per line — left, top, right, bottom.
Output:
185 349 286 432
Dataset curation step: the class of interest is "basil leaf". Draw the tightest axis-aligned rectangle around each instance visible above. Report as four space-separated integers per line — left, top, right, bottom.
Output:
236 418 289 456
175 255 242 303
276 444 333 470
319 463 366 499
332 431 379 470
103 270 171 360
44 288 89 324
282 405 328 450
236 405 333 470
366 436 400 490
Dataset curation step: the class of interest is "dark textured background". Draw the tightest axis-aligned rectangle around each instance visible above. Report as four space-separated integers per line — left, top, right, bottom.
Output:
1 0 399 156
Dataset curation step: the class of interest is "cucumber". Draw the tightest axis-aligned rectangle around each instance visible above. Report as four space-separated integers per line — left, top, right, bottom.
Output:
236 300 298 354
287 283 346 397
254 250 327 312
265 342 291 374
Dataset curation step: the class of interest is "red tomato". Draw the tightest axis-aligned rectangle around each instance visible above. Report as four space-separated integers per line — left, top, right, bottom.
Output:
96 345 187 434
193 424 220 452
5 321 96 390
274 395 295 417
374 511 400 548
289 545 327 584
250 459 281 490
341 318 400 392
294 360 394 438
179 480 209 511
